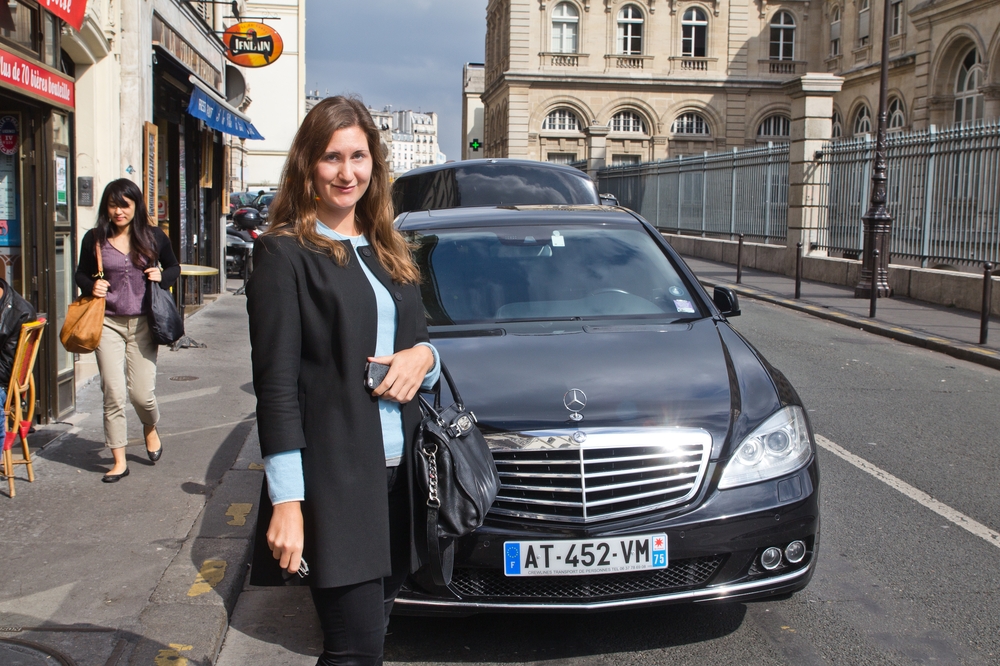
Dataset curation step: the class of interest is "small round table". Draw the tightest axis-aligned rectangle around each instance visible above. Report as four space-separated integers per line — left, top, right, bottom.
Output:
173 264 220 350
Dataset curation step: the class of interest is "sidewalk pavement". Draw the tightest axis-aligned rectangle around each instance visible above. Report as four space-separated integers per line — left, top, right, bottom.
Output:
0 285 264 666
682 255 1000 371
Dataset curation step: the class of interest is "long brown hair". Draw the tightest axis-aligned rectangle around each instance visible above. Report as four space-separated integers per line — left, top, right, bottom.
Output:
265 96 419 283
95 178 159 267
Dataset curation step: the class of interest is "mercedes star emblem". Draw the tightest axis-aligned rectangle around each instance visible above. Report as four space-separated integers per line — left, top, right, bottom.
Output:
564 389 587 422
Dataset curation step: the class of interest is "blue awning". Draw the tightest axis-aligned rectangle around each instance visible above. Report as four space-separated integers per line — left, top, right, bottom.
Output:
187 86 264 140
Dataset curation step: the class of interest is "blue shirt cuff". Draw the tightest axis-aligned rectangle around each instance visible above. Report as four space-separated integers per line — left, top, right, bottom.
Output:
263 449 305 505
417 342 441 389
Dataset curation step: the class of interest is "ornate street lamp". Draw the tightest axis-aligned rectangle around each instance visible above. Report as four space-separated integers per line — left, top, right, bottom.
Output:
855 0 894 300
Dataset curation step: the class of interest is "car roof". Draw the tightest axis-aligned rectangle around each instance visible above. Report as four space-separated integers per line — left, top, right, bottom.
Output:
396 205 644 231
394 158 592 180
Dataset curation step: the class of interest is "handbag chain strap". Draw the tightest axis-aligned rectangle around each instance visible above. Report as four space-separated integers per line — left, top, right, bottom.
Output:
422 441 440 508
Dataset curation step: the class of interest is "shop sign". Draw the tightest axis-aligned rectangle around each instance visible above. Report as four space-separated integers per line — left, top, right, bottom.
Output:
0 46 74 110
40 0 88 32
0 116 17 156
222 22 283 67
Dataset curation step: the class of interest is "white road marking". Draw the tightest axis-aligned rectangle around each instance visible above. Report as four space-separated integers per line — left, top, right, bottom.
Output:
816 434 1000 549
158 386 221 404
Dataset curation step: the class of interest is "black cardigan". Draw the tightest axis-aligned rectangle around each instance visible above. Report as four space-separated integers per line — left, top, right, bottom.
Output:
74 227 180 296
246 233 428 588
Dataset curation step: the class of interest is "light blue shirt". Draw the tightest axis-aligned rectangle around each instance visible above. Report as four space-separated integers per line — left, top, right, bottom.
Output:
263 225 440 505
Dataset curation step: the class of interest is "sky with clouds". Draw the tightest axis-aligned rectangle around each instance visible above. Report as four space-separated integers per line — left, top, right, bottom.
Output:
305 0 488 161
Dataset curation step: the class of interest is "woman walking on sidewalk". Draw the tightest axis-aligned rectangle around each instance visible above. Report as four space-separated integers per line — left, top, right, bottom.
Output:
246 96 439 666
75 179 179 482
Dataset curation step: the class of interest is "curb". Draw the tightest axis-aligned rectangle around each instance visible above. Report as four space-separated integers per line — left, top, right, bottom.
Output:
701 278 1000 372
128 422 262 665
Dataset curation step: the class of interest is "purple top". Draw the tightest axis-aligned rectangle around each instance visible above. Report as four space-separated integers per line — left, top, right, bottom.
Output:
101 240 148 316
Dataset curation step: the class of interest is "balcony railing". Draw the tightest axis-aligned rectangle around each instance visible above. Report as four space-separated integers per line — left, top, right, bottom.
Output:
668 56 717 73
551 54 579 67
758 59 804 76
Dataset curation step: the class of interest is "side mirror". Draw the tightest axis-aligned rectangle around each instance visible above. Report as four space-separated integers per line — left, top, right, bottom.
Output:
713 286 741 317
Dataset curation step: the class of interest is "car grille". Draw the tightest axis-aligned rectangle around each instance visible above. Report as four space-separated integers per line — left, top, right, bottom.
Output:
486 428 712 524
449 556 725 601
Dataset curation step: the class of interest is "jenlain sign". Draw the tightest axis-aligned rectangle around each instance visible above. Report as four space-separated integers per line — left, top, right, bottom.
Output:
223 22 284 68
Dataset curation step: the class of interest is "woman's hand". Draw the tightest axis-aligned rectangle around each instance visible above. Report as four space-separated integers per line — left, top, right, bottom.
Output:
369 345 435 404
267 501 304 575
92 279 110 298
145 266 162 283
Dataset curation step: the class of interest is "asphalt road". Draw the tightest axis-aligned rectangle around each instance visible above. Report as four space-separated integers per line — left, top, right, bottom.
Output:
370 298 1000 665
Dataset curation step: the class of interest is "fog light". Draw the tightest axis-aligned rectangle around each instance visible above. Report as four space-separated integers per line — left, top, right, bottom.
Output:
784 540 806 564
760 547 782 570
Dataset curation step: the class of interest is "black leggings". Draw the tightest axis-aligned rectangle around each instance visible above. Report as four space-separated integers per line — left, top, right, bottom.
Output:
310 465 409 666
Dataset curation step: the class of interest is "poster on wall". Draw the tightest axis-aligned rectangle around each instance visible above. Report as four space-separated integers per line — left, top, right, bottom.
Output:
143 122 158 221
55 155 68 206
0 114 19 247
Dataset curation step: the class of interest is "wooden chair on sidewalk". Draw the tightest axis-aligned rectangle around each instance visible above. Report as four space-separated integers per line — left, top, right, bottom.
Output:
2 318 47 497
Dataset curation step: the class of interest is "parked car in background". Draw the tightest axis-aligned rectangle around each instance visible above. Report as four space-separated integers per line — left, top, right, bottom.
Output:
392 159 600 214
252 191 275 222
394 204 819 614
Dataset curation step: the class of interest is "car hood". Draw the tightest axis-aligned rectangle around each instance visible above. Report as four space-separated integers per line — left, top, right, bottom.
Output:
430 318 784 460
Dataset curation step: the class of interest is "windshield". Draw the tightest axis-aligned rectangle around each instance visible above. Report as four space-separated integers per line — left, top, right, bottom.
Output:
411 224 704 326
393 164 599 213
254 193 275 207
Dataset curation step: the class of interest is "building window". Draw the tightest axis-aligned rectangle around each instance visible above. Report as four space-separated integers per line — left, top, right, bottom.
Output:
671 112 710 135
617 5 644 55
890 0 903 36
611 154 641 166
858 0 870 46
552 2 579 54
0 0 39 56
769 12 795 61
954 48 984 124
611 111 647 133
542 109 581 131
853 105 872 135
830 6 841 56
757 115 791 139
681 8 708 58
832 111 843 138
548 152 578 164
888 98 905 131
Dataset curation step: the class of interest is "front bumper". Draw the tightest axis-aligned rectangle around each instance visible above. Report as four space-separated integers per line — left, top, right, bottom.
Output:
395 462 819 615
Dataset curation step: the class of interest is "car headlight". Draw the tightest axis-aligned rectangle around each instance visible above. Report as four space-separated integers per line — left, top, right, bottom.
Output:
718 406 813 489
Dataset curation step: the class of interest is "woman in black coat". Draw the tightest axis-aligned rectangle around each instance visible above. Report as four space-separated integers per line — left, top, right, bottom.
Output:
246 96 439 666
75 179 179 481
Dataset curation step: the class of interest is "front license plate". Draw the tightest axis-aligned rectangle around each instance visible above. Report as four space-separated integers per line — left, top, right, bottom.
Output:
503 534 667 577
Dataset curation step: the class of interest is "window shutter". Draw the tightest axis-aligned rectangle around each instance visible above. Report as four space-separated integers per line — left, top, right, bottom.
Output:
830 21 841 41
858 10 870 40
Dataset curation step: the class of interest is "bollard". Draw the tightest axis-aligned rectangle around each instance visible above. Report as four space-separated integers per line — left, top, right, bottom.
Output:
981 262 994 345
869 249 879 318
736 234 744 284
795 242 803 299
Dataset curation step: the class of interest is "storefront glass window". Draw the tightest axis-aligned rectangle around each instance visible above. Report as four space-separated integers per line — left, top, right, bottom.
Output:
54 232 73 375
42 11 57 67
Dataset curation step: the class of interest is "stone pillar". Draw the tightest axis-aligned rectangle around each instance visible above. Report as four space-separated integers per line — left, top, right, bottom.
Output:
983 86 1000 123
119 0 153 184
586 124 609 177
783 73 844 274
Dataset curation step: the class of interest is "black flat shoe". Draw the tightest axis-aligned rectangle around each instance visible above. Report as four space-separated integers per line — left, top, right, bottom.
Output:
147 445 162 462
102 468 129 483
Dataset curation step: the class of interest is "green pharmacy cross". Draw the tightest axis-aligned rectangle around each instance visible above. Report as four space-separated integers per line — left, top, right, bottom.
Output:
469 138 481 151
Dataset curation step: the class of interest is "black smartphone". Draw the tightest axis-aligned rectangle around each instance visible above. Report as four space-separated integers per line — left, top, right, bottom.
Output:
364 361 391 390
281 557 310 585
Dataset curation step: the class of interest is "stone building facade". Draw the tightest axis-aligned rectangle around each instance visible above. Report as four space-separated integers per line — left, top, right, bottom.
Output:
482 0 1000 167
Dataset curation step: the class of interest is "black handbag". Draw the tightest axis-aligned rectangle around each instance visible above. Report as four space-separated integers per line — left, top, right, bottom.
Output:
146 281 185 345
414 364 500 586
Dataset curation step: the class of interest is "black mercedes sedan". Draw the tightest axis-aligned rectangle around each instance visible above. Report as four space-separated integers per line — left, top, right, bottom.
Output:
395 205 818 614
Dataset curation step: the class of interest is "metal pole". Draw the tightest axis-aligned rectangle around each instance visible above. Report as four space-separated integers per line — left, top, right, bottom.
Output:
855 0 894 299
795 242 803 299
736 234 744 284
981 262 994 345
869 249 879 318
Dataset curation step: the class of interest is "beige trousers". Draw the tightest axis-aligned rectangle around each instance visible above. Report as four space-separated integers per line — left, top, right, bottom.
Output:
95 315 159 449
